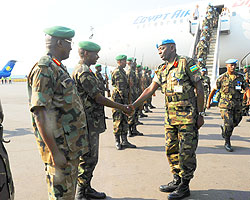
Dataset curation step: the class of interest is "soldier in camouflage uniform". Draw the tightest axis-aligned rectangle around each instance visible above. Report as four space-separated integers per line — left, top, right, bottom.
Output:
196 37 208 61
136 65 148 118
126 58 143 137
112 55 136 150
0 100 14 200
72 41 133 199
147 69 156 109
95 64 107 97
200 68 211 115
141 67 152 113
27 26 89 200
207 59 250 152
243 65 250 119
131 39 204 200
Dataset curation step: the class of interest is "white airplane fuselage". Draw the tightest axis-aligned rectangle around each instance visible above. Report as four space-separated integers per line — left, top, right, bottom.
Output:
95 0 250 70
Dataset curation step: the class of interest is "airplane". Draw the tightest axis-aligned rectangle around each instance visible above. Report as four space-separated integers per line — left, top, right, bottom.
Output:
92 0 250 85
0 60 17 79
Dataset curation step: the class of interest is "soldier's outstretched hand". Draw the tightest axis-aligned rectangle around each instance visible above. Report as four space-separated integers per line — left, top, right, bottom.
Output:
122 105 134 116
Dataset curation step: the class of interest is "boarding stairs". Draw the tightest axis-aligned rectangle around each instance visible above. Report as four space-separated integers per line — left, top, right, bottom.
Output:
205 28 217 78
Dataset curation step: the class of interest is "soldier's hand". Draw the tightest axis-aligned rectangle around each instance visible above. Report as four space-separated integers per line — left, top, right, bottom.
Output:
197 115 204 129
206 102 211 109
51 150 67 168
122 105 134 116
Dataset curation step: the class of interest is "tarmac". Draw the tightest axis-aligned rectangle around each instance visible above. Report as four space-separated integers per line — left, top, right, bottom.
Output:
0 82 250 200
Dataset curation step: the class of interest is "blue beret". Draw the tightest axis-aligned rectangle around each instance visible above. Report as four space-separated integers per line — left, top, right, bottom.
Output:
44 26 75 39
201 68 207 72
200 36 205 40
116 55 127 61
79 41 101 52
156 39 175 48
225 59 238 64
198 58 203 62
204 26 208 29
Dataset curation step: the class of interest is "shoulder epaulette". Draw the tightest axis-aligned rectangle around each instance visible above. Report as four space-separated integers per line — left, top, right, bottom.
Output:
37 55 52 67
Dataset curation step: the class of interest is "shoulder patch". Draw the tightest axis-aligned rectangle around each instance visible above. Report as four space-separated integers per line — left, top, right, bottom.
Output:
37 56 52 67
190 65 199 72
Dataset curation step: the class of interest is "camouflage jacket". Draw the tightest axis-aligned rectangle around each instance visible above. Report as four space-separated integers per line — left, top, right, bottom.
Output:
72 63 106 134
126 66 137 100
135 70 143 95
27 55 89 163
154 55 201 125
201 75 211 93
95 71 107 96
111 66 129 104
216 72 247 109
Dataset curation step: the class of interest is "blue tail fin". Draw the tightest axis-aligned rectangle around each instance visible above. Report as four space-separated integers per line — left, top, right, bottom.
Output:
1 60 17 73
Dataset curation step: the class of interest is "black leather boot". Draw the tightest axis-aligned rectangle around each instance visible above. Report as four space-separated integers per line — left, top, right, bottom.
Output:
115 135 122 150
132 125 143 136
85 185 106 199
121 134 136 148
224 138 233 152
168 178 190 200
75 185 90 200
159 174 181 193
149 103 156 109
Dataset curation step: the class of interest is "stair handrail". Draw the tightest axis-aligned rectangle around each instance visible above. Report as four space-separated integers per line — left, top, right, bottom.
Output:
189 20 200 59
239 52 250 69
211 16 221 87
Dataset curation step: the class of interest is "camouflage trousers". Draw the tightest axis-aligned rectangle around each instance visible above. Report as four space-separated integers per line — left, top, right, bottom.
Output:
242 99 249 116
165 123 199 180
45 158 79 200
78 130 99 188
220 107 242 138
112 110 128 136
203 91 209 112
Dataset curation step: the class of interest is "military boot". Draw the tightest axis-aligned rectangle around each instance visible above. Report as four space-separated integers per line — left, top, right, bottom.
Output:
115 135 122 150
149 103 156 109
144 104 152 113
85 185 106 199
168 178 190 200
224 137 233 152
75 185 91 200
159 174 181 193
132 125 143 136
121 134 136 148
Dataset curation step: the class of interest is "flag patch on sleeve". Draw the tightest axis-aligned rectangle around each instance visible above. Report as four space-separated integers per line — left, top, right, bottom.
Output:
190 65 198 72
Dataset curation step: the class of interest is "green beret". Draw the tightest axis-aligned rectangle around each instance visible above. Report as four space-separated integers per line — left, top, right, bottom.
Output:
136 64 142 68
44 26 75 39
127 57 134 61
244 65 250 69
116 55 127 61
95 64 101 67
78 41 101 52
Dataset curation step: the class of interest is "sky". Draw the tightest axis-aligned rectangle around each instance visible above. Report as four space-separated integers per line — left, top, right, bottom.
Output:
0 0 197 75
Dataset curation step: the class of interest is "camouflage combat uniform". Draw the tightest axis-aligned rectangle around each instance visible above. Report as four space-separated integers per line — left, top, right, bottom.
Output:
215 72 247 138
95 71 107 97
201 74 211 112
0 101 14 200
111 66 129 137
154 55 201 180
27 55 89 200
127 65 137 126
72 63 106 188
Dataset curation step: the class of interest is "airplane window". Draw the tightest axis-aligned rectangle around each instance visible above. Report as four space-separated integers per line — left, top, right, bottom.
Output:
232 12 236 16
